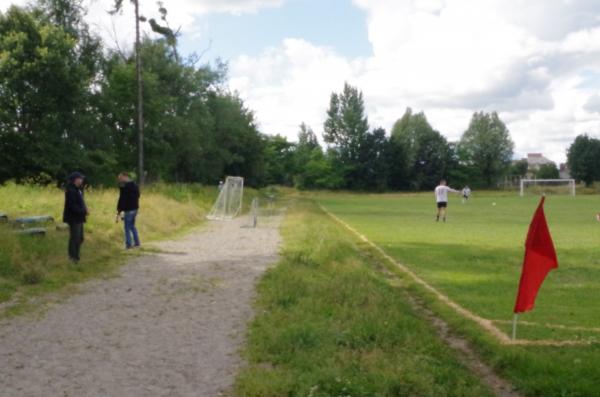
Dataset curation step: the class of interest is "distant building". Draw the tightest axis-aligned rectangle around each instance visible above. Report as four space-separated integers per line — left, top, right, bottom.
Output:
526 153 553 173
515 153 558 179
559 163 571 179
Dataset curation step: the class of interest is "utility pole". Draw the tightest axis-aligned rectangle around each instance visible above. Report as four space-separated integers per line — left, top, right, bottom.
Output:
134 0 144 186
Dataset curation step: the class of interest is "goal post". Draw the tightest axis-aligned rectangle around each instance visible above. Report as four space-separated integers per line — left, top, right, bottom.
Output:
207 176 244 220
519 179 576 197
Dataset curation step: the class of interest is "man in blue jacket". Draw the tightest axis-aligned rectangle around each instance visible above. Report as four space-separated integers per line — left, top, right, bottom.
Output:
63 172 88 263
117 172 141 249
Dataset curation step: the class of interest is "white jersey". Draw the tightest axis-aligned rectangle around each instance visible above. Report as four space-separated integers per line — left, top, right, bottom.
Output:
462 187 471 197
435 185 458 203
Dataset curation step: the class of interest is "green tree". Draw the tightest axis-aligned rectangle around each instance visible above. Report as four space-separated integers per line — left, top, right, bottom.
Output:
0 5 109 184
100 37 266 186
307 150 344 190
535 163 559 179
444 142 476 188
206 92 266 186
386 139 409 190
509 159 529 178
297 122 319 151
110 1 182 185
356 127 391 191
263 135 296 186
293 123 319 184
110 0 146 184
323 83 369 161
567 134 600 186
291 123 337 189
390 108 453 190
324 83 370 188
0 1 272 187
459 111 514 187
39 0 83 36
39 0 117 185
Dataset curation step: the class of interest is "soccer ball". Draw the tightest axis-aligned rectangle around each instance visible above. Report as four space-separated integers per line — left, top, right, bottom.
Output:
492 202 497 206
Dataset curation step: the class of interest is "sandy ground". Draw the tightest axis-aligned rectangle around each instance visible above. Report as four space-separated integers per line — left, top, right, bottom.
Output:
0 215 281 397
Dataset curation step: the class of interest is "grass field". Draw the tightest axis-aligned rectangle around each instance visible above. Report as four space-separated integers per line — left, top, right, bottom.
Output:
315 191 600 396
0 183 219 310
236 198 493 397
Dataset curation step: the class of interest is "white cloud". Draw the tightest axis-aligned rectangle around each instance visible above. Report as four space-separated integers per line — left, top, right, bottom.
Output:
229 38 364 137
176 0 282 15
559 26 600 54
226 0 600 163
0 0 282 53
584 93 600 113
0 0 27 9
4 0 600 163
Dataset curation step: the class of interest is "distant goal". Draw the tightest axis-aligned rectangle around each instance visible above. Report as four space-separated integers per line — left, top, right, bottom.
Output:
207 176 244 220
519 179 576 197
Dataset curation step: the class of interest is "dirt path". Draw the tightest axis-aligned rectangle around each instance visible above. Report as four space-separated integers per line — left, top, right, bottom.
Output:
0 215 281 397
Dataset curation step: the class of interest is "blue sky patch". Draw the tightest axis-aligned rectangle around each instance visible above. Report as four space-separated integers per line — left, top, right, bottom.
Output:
179 0 372 61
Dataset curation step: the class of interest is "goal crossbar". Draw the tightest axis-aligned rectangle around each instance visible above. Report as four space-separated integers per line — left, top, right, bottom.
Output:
519 179 576 197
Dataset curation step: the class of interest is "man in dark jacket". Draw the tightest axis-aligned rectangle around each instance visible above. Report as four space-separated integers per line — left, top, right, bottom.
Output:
117 172 141 249
63 172 88 263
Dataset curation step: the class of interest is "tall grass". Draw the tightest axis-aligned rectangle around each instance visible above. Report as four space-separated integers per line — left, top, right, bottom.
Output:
0 182 218 306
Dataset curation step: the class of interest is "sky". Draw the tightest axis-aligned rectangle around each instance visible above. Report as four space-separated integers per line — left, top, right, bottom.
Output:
3 0 600 163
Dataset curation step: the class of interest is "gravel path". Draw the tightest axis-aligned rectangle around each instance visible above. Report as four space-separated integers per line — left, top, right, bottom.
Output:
0 215 281 397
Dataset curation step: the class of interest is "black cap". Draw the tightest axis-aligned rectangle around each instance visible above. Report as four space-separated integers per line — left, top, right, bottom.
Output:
68 171 85 181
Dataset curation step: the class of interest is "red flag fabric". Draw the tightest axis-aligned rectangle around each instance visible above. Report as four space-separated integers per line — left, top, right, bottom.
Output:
514 197 558 313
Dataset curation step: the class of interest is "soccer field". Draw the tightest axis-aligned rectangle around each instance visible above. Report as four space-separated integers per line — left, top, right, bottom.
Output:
317 192 600 343
315 192 600 395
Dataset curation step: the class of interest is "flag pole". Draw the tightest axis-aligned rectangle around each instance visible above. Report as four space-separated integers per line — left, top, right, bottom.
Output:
512 313 518 341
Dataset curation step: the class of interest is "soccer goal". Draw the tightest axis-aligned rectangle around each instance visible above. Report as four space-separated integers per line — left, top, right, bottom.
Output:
519 179 576 197
207 176 244 220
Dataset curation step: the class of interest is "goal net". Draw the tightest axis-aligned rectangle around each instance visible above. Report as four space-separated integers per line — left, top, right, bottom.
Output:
207 176 244 220
519 179 576 197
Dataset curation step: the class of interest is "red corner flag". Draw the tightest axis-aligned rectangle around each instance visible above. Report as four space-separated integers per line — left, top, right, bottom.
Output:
514 197 558 313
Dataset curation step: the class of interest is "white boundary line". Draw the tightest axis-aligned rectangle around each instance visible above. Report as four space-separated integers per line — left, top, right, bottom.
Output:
318 203 593 347
492 320 600 333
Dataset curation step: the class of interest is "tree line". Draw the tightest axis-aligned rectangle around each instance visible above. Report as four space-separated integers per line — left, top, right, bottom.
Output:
269 83 515 191
0 0 265 186
1 0 598 190
268 83 600 191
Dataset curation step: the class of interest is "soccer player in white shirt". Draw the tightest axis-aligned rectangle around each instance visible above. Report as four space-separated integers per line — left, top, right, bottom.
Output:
435 179 459 222
462 186 471 204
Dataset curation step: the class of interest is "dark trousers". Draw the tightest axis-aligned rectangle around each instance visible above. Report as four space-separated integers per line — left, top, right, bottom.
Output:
68 222 84 261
